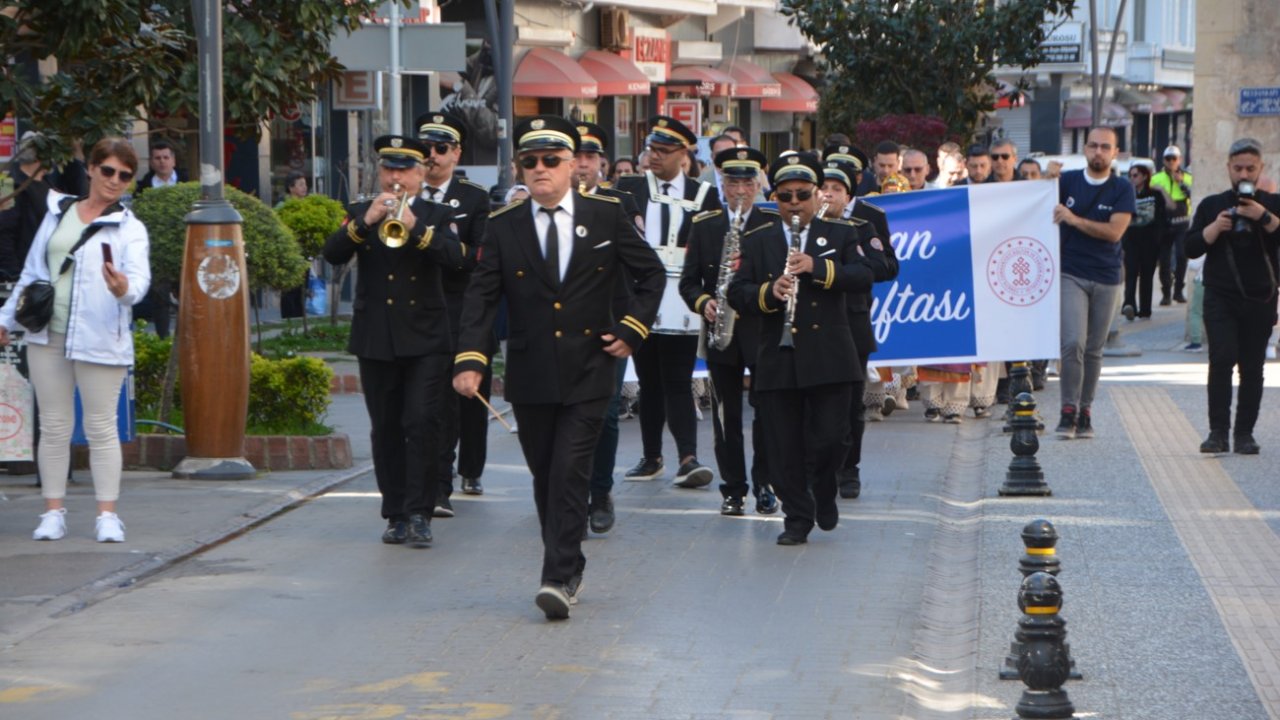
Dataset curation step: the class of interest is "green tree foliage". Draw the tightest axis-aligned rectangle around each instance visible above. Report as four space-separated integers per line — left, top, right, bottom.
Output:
779 0 1077 140
275 194 346 261
131 182 308 293
0 0 398 164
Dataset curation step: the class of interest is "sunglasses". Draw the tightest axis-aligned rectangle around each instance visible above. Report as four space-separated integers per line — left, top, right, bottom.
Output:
519 154 570 170
428 142 454 156
902 166 928 173
775 189 814 203
991 153 1013 160
646 144 683 157
98 165 135 182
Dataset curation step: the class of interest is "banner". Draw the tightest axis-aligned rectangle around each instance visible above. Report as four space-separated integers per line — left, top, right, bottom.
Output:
867 180 1060 365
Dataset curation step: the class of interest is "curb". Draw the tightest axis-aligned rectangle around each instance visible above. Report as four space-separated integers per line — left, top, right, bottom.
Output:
3 460 373 649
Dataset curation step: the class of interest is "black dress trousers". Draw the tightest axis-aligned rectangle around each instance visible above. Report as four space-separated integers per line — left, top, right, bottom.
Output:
759 383 852 535
1203 287 1275 436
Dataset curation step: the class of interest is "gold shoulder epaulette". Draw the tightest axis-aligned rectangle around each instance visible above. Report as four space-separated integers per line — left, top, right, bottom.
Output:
743 222 775 236
860 199 885 213
692 209 723 223
581 191 620 204
489 198 526 218
825 217 856 227
460 178 488 192
758 207 780 216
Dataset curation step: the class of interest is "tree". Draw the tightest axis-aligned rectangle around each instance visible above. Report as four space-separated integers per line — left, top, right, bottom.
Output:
275 194 346 331
0 0 397 167
779 0 1077 141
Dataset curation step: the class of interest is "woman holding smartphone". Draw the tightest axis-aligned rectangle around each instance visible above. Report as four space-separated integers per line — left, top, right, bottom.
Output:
0 137 151 542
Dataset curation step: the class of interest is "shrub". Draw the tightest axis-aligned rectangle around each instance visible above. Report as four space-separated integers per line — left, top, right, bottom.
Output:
275 194 346 265
854 114 953 169
132 326 178 414
131 182 309 292
247 353 334 433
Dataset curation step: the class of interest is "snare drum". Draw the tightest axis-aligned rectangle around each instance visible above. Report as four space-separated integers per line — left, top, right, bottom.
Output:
652 277 699 335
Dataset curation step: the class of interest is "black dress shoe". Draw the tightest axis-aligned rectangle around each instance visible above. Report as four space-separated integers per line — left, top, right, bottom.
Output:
1200 430 1229 454
535 584 571 620
433 497 455 518
381 519 408 544
589 493 616 533
623 456 663 481
816 501 839 531
776 530 808 546
839 477 862 499
1234 434 1261 455
1174 291 1187 304
566 573 584 605
720 496 746 516
461 477 483 495
755 487 779 515
673 459 714 488
406 514 432 547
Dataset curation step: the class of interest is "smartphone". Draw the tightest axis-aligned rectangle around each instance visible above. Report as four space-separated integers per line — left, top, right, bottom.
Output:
101 242 113 266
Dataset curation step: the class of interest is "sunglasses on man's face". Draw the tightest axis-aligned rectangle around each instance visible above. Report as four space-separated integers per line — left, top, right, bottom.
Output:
98 165 134 182
519 154 570 170
428 142 455 156
775 189 814 203
991 153 1013 161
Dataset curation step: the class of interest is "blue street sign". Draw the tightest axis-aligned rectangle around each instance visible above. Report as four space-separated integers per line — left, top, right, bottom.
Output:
1239 88 1280 117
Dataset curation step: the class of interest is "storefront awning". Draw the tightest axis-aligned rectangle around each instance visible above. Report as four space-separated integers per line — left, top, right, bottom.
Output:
1062 101 1133 128
717 58 782 98
514 47 598 98
760 72 818 113
577 50 650 96
668 65 736 97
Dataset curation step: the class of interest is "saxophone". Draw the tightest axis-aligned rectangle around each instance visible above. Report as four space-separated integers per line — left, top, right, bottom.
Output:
779 211 801 348
708 200 746 352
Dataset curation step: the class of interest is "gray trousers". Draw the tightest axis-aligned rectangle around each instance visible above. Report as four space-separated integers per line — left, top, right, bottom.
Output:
1059 273 1124 409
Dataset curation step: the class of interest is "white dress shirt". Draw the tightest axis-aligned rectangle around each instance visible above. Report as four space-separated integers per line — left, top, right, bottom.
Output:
421 176 453 203
643 173 687 248
533 191 575 280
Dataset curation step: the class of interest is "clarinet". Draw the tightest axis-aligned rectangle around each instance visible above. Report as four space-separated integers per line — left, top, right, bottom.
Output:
779 212 801 349
708 200 745 352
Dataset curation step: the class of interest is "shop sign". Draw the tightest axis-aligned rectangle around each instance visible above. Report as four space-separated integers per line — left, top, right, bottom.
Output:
334 71 378 110
1239 87 1280 117
1039 22 1083 65
664 99 701 137
633 28 670 84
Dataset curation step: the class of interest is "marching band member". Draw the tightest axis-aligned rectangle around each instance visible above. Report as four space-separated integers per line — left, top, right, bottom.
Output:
679 146 779 517
323 135 463 548
729 152 889 546
615 116 721 487
452 116 664 620
414 111 492 513
819 158 899 500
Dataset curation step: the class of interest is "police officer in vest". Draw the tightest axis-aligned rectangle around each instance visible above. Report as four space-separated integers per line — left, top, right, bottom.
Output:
452 116 664 620
323 135 464 547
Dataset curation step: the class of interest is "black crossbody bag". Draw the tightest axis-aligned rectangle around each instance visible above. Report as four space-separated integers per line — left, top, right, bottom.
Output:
14 215 105 333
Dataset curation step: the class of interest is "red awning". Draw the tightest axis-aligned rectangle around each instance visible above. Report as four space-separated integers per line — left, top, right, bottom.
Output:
578 50 650 96
760 72 818 113
717 58 782 98
514 47 598 98
668 65 735 97
1063 101 1133 128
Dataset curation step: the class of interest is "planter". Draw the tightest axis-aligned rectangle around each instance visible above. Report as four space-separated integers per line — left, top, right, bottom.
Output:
73 433 353 472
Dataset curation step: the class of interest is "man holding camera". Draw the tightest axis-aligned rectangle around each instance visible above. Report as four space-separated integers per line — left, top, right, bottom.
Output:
1185 138 1280 455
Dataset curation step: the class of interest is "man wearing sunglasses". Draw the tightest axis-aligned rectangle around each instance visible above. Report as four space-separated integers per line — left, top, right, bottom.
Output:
452 115 664 620
901 149 931 191
729 152 890 546
414 112 493 515
615 116 721 488
324 135 464 550
989 139 1018 183
678 146 779 518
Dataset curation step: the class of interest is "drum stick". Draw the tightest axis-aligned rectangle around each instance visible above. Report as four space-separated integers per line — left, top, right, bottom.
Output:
476 393 513 432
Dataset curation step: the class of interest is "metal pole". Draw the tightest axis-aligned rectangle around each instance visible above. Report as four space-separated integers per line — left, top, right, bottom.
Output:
1097 0 1129 127
389 0 402 135
497 0 514 195
1089 0 1100 126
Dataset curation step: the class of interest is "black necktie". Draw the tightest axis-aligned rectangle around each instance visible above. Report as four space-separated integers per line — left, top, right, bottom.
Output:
427 186 440 201
660 182 672 245
540 206 560 286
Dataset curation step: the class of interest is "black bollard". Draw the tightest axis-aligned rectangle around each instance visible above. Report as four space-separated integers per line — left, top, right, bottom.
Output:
1012 572 1076 719
1001 520 1065 679
999 393 1050 496
1004 362 1045 432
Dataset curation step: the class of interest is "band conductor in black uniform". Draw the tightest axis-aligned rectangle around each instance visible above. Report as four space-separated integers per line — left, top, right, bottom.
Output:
452 116 664 620
323 135 464 548
415 111 493 513
679 146 779 517
615 115 721 487
729 152 890 545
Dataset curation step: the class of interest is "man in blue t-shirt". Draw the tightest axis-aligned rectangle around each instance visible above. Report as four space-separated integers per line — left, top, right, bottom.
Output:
1052 126 1136 439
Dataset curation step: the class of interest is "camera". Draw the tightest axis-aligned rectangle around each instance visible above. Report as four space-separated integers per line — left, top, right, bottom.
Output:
1234 180 1258 234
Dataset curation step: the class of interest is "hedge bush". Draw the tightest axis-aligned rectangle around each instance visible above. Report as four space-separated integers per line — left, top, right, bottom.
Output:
275 194 346 264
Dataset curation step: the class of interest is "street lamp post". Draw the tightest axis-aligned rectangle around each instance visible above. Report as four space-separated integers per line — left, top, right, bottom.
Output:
172 0 255 480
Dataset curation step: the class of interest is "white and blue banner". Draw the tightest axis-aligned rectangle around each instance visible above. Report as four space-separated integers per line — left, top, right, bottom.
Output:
867 180 1060 365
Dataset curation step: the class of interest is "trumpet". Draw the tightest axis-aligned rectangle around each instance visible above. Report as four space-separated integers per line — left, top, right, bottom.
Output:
379 182 413 248
779 211 801 349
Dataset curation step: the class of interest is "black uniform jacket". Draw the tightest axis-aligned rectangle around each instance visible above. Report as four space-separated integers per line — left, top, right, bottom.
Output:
728 213 891 391
679 207 774 366
614 172 722 247
453 191 665 406
323 198 464 361
846 199 899 355
436 177 491 297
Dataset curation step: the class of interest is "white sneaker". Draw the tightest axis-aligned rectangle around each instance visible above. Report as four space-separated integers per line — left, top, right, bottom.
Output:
33 508 67 541
96 512 126 543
